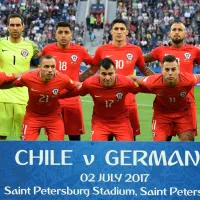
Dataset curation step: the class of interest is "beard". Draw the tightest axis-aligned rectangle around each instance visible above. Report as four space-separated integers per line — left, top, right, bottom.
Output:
171 38 184 44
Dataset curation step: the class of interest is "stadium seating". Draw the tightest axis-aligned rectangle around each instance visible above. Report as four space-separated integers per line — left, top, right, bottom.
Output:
102 0 200 65
0 0 84 50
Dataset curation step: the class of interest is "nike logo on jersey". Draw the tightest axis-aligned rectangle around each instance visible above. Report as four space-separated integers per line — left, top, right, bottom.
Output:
31 88 40 92
94 95 102 98
106 55 113 58
2 49 8 52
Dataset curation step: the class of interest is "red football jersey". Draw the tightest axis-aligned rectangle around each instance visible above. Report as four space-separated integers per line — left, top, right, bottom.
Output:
41 42 93 81
92 43 145 104
76 74 140 121
13 70 76 116
151 45 200 102
41 42 93 105
93 43 145 75
140 72 199 112
151 45 200 73
0 72 15 85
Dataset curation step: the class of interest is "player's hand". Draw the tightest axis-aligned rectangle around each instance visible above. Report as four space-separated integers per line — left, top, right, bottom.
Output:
126 75 137 81
74 81 82 89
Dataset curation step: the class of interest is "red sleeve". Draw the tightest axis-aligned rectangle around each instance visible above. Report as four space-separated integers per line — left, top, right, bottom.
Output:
0 72 16 85
140 75 154 91
62 73 90 95
77 80 89 96
188 74 199 85
151 47 162 60
135 46 145 70
194 48 200 65
81 47 93 65
92 46 102 66
62 75 77 91
40 45 48 57
126 78 140 94
13 74 27 87
126 78 151 94
60 79 89 98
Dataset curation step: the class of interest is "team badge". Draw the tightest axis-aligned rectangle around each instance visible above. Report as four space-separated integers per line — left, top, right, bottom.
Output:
21 49 29 57
126 53 133 61
71 55 78 62
52 88 59 95
184 52 191 60
116 92 123 100
180 92 186 97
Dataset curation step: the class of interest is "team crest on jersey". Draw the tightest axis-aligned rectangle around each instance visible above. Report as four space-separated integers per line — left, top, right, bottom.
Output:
116 92 123 100
71 55 78 62
52 88 59 95
21 49 29 57
126 53 133 61
184 52 191 60
180 92 186 97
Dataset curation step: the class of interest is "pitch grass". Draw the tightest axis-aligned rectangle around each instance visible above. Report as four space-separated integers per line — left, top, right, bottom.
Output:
8 87 200 141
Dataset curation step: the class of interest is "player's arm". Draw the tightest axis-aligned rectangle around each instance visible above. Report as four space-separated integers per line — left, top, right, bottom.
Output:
79 65 98 82
143 53 157 63
60 80 89 98
30 42 40 67
0 72 24 89
139 65 155 76
79 46 102 82
60 84 81 98
136 48 155 76
126 77 152 94
126 75 145 85
194 74 200 83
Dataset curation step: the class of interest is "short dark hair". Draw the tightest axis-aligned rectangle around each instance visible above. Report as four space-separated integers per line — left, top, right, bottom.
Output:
56 22 72 31
8 13 23 25
40 55 55 64
99 58 115 70
162 54 178 64
111 19 128 29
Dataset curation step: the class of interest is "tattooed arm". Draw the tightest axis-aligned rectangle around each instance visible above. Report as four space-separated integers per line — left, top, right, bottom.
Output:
139 65 155 76
143 53 157 63
126 75 146 85
194 74 200 82
79 65 98 82
137 53 158 76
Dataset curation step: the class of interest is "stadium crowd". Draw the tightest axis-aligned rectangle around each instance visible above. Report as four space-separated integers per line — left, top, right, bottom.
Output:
0 0 200 142
103 0 200 53
0 0 84 50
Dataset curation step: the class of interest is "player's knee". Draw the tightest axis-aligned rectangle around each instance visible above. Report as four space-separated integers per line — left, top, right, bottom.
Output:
178 130 194 141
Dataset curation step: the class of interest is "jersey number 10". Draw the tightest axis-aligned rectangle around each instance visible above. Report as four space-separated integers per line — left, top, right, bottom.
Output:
115 60 124 69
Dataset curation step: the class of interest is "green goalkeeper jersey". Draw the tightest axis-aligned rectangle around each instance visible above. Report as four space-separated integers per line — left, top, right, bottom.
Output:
0 37 39 104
